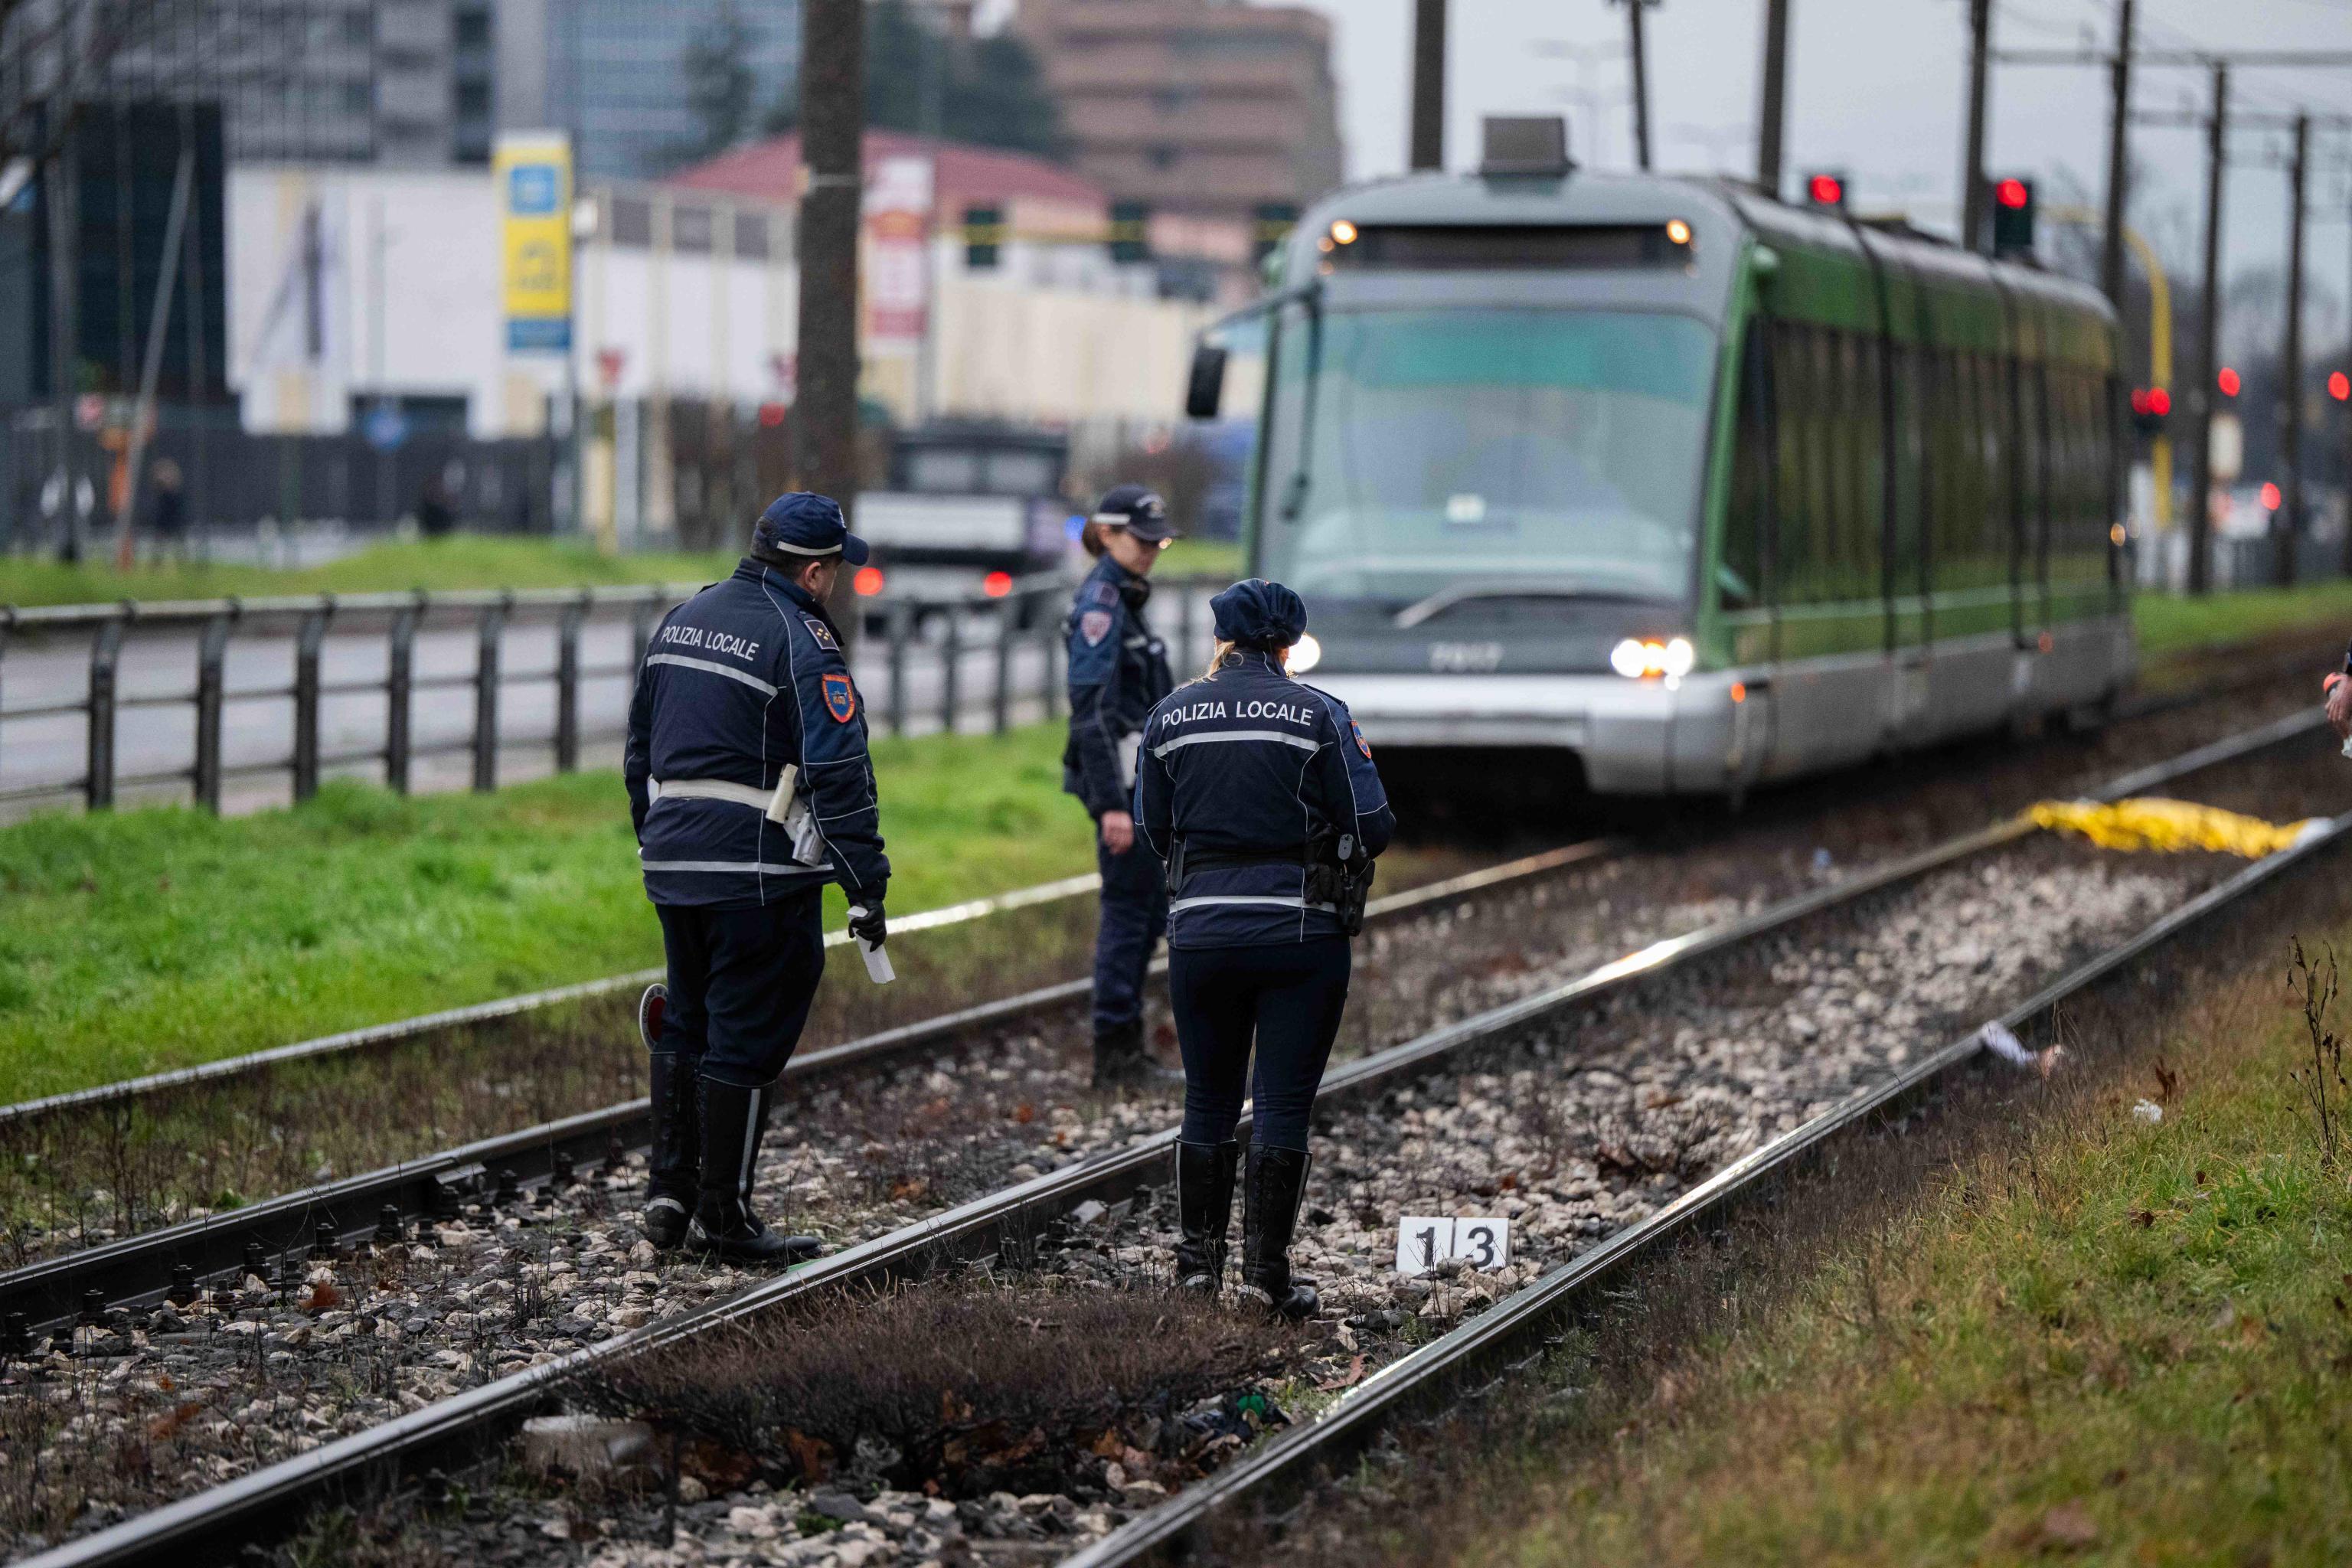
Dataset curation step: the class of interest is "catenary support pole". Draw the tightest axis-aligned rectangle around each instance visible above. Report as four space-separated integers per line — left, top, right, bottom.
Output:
1622 0 1654 172
2188 64 2226 596
1960 0 1992 251
2099 0 2135 309
795 0 865 642
1756 0 1790 198
1410 0 1446 172
2278 112 2309 586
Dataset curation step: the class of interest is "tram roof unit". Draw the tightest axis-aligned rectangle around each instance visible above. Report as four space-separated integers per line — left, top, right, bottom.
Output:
1276 163 2116 374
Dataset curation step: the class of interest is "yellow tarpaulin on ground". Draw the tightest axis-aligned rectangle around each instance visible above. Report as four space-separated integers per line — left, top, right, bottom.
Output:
2027 797 2323 858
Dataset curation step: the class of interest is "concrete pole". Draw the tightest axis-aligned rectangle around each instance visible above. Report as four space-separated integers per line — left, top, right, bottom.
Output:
2187 64 2225 596
1959 0 1991 251
795 0 865 632
1756 0 1789 197
1410 0 1446 172
1623 0 1654 172
2099 0 2134 309
2277 111 2309 586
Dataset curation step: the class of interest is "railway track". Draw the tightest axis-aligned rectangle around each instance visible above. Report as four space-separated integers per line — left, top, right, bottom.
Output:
8 706 2332 1567
0 842 1612 1331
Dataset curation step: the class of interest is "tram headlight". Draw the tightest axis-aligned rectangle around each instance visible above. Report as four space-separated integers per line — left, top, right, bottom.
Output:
1610 636 1697 680
1289 632 1322 675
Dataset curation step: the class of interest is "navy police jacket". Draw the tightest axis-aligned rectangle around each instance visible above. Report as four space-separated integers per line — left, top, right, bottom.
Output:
1062 555 1174 819
1134 648 1394 949
624 560 890 910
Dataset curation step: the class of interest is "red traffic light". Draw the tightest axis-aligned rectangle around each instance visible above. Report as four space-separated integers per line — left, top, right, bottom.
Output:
2331 371 2350 401
2130 388 2150 416
2260 482 2282 511
2218 366 2242 397
1994 178 2030 210
2146 387 2170 416
1807 173 1844 206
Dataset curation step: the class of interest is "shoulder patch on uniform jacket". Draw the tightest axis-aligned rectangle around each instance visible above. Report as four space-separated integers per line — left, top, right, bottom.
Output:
1080 609 1113 646
822 671 857 722
1083 580 1119 607
801 615 840 652
1352 720 1372 759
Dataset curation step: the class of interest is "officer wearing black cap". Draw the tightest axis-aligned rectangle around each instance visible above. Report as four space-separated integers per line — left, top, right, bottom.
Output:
1134 579 1393 1318
1063 483 1178 1086
623 492 890 1263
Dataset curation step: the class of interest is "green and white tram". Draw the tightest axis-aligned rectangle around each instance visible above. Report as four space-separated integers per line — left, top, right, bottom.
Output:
1186 119 2128 801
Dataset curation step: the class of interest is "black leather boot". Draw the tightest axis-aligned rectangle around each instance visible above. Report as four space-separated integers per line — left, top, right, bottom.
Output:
642 1048 700 1250
1173 1140 1240 1292
691 1078 822 1265
1238 1142 1318 1320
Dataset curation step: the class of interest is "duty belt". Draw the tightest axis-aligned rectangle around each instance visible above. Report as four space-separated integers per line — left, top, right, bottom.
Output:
649 774 826 867
649 777 777 814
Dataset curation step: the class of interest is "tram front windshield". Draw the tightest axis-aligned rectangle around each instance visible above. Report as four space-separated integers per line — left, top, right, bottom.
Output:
1254 306 1717 609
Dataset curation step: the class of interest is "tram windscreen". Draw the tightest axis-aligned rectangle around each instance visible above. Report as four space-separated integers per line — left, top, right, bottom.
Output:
1255 307 1717 606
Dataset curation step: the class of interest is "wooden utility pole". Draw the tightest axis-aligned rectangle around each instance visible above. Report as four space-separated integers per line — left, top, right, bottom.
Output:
2099 0 2134 307
2277 110 2309 586
1619 0 1655 172
1410 0 1446 172
1756 0 1789 196
794 0 864 627
2187 64 2226 596
1959 0 1991 250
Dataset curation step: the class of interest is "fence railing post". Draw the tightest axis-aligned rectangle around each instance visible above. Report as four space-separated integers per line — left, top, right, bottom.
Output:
292 603 332 802
556 593 587 773
991 596 1016 734
193 609 234 812
1177 576 1197 675
86 615 125 811
473 594 510 793
939 603 962 736
386 599 420 795
886 600 910 737
1042 613 1063 722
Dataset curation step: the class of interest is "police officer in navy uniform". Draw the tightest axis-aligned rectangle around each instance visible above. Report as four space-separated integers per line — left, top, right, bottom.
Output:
624 492 890 1263
1135 580 1393 1318
1063 483 1178 1086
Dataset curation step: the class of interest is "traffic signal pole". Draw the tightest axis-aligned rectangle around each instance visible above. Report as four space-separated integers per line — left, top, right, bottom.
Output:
2278 111 2309 587
1960 0 1992 251
1756 0 1790 197
795 0 864 635
2099 0 2135 307
1410 0 1446 172
2188 64 2226 596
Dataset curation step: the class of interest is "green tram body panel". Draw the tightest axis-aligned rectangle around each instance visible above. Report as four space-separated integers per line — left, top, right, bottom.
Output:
1236 168 2128 797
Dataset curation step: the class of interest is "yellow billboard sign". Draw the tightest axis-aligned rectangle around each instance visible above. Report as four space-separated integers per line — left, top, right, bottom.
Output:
495 131 572 352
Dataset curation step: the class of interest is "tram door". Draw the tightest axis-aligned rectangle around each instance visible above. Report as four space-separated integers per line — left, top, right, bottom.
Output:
1886 338 1935 746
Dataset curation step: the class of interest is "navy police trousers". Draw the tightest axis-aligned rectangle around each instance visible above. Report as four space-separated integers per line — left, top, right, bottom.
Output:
1168 936 1351 1152
1092 835 1168 1038
653 887 826 1087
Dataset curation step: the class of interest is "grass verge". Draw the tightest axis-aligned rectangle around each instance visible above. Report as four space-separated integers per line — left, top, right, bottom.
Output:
1260 852 2352 1568
2135 577 2352 661
0 535 740 606
0 724 1086 1103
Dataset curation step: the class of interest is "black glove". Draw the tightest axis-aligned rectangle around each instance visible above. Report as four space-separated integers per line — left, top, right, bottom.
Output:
848 901 887 948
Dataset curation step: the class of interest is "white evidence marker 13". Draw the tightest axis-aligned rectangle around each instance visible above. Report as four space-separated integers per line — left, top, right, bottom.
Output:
1394 1216 1511 1276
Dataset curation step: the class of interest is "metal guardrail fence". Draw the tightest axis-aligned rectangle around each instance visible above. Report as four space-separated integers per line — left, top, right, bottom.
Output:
0 572 1224 814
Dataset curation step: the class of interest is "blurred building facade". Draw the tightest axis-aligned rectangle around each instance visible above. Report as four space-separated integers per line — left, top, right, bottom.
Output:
493 0 803 180
1013 0 1342 239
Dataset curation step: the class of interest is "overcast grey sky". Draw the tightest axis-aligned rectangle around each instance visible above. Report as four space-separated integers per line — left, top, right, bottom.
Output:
1269 0 2352 354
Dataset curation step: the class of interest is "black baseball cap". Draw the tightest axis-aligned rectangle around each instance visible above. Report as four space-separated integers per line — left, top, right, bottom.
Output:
1092 483 1177 543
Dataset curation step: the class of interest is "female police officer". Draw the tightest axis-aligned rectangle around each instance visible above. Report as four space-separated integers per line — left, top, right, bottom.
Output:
1063 483 1178 1086
1134 580 1393 1318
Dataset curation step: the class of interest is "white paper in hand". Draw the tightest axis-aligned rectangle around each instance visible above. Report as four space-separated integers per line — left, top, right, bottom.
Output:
847 908 895 984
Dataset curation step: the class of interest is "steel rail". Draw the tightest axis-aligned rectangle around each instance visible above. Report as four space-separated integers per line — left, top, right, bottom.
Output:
0 844 1618 1329
13 711 2324 1568
1064 802 2352 1568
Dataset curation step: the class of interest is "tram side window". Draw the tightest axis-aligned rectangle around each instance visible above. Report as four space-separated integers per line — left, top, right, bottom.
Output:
1723 324 1772 612
1771 322 1883 608
1772 321 1821 603
2048 367 2112 594
1841 332 1886 602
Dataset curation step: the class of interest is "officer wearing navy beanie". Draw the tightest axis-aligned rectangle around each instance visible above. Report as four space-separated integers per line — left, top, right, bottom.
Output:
1134 579 1393 1317
623 492 890 1263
